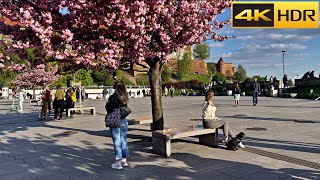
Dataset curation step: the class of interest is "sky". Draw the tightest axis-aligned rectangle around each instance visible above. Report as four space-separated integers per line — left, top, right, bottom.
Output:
206 0 320 80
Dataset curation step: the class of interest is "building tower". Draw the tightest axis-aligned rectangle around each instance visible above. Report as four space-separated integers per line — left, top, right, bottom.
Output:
218 58 225 75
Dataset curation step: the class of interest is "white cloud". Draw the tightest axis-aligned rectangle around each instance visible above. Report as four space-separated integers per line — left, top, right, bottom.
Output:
246 64 270 68
290 53 311 57
269 33 311 41
220 52 232 58
237 35 254 40
236 33 312 42
209 43 224 47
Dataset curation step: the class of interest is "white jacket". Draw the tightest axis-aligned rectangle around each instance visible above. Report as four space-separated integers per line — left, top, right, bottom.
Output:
202 101 218 120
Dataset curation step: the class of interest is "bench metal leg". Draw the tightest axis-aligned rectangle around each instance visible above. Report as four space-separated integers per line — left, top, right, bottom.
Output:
199 129 218 147
152 136 171 157
91 108 96 115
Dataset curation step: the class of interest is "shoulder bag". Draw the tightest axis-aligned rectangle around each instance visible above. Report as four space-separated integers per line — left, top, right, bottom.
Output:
105 108 121 128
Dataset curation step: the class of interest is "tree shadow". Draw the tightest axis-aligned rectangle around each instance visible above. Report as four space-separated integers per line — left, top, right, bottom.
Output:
222 115 320 123
1 132 319 179
244 136 320 154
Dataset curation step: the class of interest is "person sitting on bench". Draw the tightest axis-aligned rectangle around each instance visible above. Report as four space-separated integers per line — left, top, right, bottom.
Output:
202 90 245 148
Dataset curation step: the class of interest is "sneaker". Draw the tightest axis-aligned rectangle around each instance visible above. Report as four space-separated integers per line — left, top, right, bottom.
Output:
222 138 229 145
121 158 128 167
238 142 245 148
111 161 123 170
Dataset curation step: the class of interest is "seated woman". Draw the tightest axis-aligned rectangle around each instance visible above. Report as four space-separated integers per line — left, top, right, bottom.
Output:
202 90 245 148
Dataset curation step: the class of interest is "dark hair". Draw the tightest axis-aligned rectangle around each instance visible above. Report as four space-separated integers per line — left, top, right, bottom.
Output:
114 80 129 104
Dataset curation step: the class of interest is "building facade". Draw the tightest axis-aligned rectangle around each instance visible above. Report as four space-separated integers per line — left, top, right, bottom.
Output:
216 58 236 77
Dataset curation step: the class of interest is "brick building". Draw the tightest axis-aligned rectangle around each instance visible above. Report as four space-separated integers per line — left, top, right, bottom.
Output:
216 58 236 77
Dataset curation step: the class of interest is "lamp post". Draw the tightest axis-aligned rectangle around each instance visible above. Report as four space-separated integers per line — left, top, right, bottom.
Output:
282 51 286 77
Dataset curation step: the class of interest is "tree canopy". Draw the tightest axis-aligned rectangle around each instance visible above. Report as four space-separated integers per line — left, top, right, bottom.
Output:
233 64 247 83
177 50 192 80
0 0 232 130
193 42 210 60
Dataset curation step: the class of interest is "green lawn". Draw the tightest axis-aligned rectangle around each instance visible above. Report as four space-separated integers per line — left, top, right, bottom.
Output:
182 74 211 83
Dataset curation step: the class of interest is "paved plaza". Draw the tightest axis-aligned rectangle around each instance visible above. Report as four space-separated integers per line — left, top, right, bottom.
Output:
0 96 319 179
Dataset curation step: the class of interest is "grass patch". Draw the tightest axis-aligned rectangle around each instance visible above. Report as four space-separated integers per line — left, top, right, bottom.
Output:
182 74 211 83
136 74 149 86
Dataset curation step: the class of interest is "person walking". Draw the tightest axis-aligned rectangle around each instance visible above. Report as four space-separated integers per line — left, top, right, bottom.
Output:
105 80 130 170
40 87 51 120
169 85 174 98
252 78 260 106
233 83 241 107
18 89 25 112
82 87 87 101
142 89 146 97
164 87 168 97
202 90 244 148
283 75 289 88
53 85 65 120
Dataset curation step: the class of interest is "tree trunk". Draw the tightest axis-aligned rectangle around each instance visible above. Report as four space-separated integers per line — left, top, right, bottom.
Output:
148 60 164 131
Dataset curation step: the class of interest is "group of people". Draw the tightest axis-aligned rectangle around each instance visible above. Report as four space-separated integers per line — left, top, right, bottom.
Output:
302 70 318 79
39 85 87 120
164 85 175 97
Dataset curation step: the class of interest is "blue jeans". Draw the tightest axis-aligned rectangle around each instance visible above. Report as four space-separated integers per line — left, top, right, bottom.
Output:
109 118 129 161
253 92 259 104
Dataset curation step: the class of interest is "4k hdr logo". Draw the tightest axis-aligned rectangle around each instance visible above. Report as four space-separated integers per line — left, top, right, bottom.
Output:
231 2 319 28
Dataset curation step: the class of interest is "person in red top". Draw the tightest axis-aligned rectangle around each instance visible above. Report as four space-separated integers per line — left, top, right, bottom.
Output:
40 88 51 120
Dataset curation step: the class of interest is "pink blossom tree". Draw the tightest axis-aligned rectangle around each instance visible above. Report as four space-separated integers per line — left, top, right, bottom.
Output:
1 0 233 130
11 64 58 98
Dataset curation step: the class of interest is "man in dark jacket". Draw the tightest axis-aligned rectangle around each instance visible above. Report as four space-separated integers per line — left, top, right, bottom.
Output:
252 78 260 106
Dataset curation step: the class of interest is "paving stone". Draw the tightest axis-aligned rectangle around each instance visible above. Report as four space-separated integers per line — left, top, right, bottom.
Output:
0 97 320 179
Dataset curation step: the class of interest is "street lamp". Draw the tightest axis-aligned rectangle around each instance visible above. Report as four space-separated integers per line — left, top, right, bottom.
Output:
282 50 286 77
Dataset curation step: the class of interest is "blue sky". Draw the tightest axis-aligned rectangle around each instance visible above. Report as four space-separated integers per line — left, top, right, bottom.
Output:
206 0 320 80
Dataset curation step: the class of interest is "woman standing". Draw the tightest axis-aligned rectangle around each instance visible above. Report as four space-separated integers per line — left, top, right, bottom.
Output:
202 90 244 148
105 80 130 170
233 83 241 107
70 88 76 118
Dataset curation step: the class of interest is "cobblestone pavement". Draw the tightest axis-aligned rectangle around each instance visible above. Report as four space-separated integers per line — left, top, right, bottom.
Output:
0 96 319 179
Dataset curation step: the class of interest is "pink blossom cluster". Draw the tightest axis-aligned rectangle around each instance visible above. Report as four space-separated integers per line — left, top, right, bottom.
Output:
11 64 58 88
0 0 232 71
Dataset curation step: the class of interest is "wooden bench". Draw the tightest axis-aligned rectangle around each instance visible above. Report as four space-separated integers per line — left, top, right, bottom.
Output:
152 125 218 157
67 107 96 117
127 116 152 125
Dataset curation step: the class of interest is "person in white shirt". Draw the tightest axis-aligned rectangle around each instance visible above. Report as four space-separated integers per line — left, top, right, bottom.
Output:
18 89 25 111
202 89 245 148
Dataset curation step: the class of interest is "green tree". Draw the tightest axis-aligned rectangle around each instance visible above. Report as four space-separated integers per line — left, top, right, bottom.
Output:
53 75 73 87
193 42 210 60
176 50 192 80
75 69 93 86
233 64 247 83
207 63 217 77
161 65 171 83
92 68 114 86
212 72 226 83
252 75 265 82
0 69 17 88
